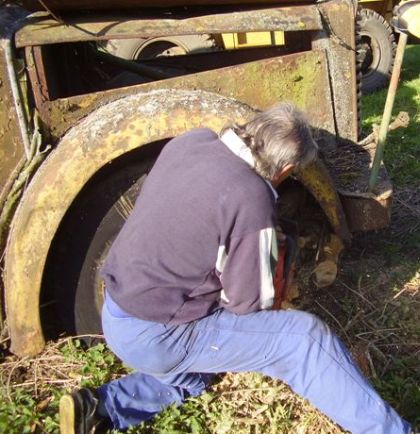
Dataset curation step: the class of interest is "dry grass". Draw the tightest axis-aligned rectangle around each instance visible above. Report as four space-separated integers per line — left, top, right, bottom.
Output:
0 335 103 398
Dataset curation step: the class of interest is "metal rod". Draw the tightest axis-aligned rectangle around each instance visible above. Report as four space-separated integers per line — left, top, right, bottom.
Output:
4 36 32 160
368 32 408 192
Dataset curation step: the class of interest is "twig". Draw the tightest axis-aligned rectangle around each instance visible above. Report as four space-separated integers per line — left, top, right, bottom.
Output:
369 344 387 362
394 196 420 217
338 280 377 310
42 364 74 380
358 111 409 146
7 378 80 388
217 386 284 395
33 357 39 398
392 287 409 299
6 357 29 403
313 300 350 342
343 310 364 332
0 336 10 346
365 347 378 379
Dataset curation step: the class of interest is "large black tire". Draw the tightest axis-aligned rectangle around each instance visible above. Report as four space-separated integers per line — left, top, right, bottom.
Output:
106 35 215 60
358 8 396 94
44 154 156 339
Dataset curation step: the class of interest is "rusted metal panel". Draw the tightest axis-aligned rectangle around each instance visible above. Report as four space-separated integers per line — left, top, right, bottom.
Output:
24 46 50 111
46 51 335 139
320 122 394 232
341 193 392 232
337 155 393 232
0 9 28 221
21 0 316 11
15 5 322 47
312 0 358 142
0 54 25 211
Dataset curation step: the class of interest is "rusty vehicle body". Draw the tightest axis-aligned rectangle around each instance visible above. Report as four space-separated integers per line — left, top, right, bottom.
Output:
0 0 392 357
21 0 398 94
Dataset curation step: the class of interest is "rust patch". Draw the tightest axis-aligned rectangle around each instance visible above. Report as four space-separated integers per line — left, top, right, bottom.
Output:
313 0 358 142
47 51 335 140
341 194 392 232
15 5 322 47
0 43 26 211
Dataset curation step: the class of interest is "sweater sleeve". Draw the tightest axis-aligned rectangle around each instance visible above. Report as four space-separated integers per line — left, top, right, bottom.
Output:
217 228 278 314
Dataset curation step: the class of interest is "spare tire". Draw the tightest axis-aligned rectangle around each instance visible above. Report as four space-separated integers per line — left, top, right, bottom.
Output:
106 35 216 60
357 8 396 94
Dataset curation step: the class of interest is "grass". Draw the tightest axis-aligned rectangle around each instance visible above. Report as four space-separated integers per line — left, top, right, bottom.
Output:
0 46 419 434
362 45 420 186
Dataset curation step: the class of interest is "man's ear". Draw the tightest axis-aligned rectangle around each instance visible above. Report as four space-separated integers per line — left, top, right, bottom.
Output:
271 164 295 187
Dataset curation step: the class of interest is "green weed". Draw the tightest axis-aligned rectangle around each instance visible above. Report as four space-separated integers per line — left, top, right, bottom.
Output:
0 339 124 434
362 45 420 186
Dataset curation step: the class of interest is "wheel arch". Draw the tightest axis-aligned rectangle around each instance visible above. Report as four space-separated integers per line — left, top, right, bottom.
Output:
4 90 252 356
4 89 350 357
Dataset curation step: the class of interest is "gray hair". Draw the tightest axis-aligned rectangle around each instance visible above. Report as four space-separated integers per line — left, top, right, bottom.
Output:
225 103 318 180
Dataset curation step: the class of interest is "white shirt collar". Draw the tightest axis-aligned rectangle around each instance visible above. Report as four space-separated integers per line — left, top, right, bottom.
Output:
220 129 255 168
220 129 278 201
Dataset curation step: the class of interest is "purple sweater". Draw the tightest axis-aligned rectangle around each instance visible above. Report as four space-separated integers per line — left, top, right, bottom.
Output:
101 128 278 325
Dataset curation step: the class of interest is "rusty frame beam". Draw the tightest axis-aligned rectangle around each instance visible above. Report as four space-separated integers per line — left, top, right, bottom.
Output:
15 5 322 48
44 51 336 139
311 0 358 142
25 46 50 106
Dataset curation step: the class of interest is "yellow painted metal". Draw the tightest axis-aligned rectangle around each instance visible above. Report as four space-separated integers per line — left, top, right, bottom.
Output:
273 31 285 44
221 32 235 49
221 31 285 49
296 161 350 241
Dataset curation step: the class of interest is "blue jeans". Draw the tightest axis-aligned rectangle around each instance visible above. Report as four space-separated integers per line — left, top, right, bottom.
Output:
98 295 411 433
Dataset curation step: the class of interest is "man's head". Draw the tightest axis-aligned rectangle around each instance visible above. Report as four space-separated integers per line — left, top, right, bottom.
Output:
229 103 318 183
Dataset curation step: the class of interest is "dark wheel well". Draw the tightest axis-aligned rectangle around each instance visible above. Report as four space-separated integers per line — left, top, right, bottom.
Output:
41 142 165 342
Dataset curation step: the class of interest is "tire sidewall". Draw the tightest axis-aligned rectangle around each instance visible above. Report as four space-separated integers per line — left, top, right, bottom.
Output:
359 9 396 93
106 35 215 60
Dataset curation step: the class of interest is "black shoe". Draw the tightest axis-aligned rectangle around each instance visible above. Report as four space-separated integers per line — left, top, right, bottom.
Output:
59 388 110 434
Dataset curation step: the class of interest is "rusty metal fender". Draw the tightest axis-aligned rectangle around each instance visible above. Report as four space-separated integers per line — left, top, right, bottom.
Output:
4 89 349 357
296 160 351 242
4 89 252 356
